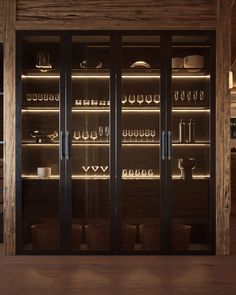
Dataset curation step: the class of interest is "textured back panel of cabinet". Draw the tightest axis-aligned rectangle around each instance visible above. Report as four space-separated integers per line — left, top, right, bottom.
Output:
16 0 216 30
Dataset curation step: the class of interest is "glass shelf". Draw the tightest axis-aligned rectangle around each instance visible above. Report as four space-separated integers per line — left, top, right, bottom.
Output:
21 141 209 147
21 106 210 113
22 174 210 180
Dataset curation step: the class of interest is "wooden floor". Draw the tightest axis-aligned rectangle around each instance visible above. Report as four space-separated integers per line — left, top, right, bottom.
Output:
0 216 235 294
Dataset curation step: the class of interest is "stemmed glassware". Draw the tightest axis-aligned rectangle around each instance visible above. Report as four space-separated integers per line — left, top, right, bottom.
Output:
128 95 136 105
139 129 145 141
73 131 81 141
192 90 198 102
145 94 152 104
98 126 103 141
144 129 150 141
91 166 99 173
180 90 185 102
105 126 109 141
128 129 134 141
82 166 90 173
90 131 98 141
82 131 89 141
174 90 179 102
186 90 191 102
199 90 204 102
122 129 128 141
137 94 144 106
153 94 160 104
150 130 156 141
122 95 128 105
100 166 108 173
133 129 139 141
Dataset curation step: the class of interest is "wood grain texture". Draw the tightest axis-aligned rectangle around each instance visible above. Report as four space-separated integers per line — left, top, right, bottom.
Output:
3 0 16 255
216 0 232 255
0 0 3 42
15 0 216 30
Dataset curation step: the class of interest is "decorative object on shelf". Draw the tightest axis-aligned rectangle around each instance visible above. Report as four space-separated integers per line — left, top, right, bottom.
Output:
36 52 52 72
79 60 102 69
179 119 186 143
172 57 183 72
30 130 58 143
188 119 195 143
37 167 51 179
178 158 196 180
183 55 204 72
130 61 150 69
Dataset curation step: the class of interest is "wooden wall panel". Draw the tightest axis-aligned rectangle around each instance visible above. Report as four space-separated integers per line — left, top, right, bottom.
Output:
16 0 216 30
216 0 234 255
0 0 3 42
3 0 16 255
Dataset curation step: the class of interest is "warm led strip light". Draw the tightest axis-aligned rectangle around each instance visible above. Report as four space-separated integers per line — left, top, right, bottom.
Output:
22 174 210 180
21 74 210 79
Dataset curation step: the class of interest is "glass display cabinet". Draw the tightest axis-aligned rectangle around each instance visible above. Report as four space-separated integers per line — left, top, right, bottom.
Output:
16 31 215 254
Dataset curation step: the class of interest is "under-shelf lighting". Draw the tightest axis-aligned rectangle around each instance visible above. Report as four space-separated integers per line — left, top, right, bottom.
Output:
22 75 60 79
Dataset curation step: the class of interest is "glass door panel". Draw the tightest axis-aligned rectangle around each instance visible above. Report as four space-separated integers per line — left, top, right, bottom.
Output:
21 35 60 251
121 35 161 252
170 35 213 252
71 35 110 251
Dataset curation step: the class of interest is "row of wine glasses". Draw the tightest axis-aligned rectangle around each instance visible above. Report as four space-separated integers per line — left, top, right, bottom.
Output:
75 99 109 106
73 126 109 141
122 169 154 177
173 90 205 103
122 94 160 105
26 93 59 102
122 129 156 141
82 165 108 173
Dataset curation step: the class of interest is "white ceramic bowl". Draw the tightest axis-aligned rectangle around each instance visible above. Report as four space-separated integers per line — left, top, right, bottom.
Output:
183 55 204 72
37 167 51 179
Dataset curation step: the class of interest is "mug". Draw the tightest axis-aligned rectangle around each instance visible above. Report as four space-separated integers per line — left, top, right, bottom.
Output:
37 167 51 179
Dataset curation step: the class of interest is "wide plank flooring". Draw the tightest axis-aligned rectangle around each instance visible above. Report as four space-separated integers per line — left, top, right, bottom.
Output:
0 215 235 294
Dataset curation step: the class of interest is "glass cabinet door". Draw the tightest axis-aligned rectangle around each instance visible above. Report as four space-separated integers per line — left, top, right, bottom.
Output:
19 35 60 252
170 34 215 252
121 35 161 252
70 35 111 252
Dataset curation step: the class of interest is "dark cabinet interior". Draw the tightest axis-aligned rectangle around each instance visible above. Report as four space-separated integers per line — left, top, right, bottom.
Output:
16 31 215 254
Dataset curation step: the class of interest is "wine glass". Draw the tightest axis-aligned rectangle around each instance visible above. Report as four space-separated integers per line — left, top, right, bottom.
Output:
174 90 179 102
139 129 145 141
122 95 128 105
153 94 160 104
91 166 99 173
192 90 198 102
133 129 139 141
82 166 90 173
145 129 150 141
128 95 136 105
186 90 191 102
199 90 204 102
82 131 89 141
105 126 109 141
128 129 134 141
135 169 141 176
90 131 98 141
145 94 152 105
137 94 144 106
100 166 108 173
98 126 103 141
150 130 156 141
148 169 154 176
73 131 81 141
122 129 128 141
180 90 185 102
55 93 59 101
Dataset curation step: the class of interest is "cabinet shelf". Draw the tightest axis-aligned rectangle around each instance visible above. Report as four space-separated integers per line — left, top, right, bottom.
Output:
21 141 209 147
21 106 210 113
22 174 210 180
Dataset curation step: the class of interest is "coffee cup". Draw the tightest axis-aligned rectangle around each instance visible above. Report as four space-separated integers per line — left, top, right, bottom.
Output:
37 167 51 179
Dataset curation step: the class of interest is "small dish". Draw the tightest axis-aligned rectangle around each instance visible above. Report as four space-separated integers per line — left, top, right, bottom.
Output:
130 61 151 69
80 60 102 69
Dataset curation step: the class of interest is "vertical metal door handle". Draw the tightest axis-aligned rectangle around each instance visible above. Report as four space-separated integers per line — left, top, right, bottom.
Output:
167 131 172 160
65 131 70 160
60 131 64 160
161 131 166 160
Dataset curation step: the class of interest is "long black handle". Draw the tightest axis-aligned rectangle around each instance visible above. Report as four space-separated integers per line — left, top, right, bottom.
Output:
161 131 166 160
167 131 172 160
65 131 70 160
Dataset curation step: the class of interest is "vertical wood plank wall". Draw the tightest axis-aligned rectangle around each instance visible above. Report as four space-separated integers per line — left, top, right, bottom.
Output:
0 0 3 42
2 0 231 254
3 0 16 255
